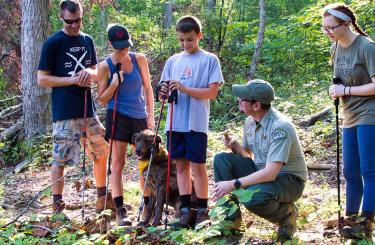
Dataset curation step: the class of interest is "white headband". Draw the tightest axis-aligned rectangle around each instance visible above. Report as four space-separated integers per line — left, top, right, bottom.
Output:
326 9 352 22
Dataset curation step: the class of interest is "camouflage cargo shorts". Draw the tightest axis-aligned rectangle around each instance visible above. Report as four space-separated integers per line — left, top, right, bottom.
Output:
52 116 109 167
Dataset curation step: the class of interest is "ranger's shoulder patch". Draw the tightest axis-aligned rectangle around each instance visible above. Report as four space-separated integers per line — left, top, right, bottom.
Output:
272 128 287 141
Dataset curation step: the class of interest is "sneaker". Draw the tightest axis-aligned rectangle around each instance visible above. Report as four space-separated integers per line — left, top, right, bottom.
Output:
116 206 132 226
195 208 210 226
96 193 116 217
51 200 69 221
172 207 192 229
340 216 373 241
277 203 297 242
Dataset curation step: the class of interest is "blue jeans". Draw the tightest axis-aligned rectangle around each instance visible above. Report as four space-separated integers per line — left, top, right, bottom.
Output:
343 125 375 217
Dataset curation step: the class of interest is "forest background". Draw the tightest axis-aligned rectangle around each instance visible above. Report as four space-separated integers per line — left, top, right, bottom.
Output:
0 0 374 244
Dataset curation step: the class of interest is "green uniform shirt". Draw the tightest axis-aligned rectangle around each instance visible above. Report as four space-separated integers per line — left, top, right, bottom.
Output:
242 108 307 181
332 35 375 128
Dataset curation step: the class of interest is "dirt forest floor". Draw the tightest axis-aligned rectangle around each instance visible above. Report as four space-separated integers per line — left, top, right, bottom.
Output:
0 131 373 244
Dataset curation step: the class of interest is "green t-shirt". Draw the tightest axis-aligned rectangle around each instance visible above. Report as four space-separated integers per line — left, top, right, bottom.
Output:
332 35 375 128
242 108 307 181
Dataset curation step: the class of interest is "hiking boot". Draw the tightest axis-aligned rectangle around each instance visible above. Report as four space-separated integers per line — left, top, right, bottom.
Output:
277 203 297 242
52 200 66 215
51 200 69 221
96 193 116 218
116 206 132 226
340 216 373 241
195 208 210 226
172 207 192 229
340 215 357 228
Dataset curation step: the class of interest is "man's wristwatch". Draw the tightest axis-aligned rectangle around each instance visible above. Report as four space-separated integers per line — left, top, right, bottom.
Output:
234 179 242 189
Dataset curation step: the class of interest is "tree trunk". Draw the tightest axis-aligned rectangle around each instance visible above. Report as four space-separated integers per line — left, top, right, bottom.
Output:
163 1 173 30
100 5 108 54
205 0 216 51
207 0 215 15
247 0 266 80
21 0 51 139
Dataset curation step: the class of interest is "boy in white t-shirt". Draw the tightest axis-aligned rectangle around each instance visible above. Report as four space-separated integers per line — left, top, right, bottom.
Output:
158 15 224 228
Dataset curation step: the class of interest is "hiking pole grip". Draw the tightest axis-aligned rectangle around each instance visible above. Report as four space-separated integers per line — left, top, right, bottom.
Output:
115 63 122 87
332 77 342 107
162 81 178 104
169 89 178 104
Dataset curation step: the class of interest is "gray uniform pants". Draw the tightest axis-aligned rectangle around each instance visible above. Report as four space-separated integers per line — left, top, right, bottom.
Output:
213 152 305 224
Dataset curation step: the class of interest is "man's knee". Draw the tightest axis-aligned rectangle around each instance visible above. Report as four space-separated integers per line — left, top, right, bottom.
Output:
213 152 229 168
243 191 273 212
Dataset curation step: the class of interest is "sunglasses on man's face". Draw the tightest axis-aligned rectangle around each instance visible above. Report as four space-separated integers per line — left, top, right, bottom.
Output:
63 17 82 25
238 98 257 103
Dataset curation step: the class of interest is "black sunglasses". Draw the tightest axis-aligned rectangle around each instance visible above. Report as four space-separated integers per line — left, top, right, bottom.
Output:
63 17 82 25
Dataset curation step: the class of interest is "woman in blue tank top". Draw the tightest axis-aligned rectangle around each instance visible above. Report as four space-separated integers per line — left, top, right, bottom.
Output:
96 24 154 226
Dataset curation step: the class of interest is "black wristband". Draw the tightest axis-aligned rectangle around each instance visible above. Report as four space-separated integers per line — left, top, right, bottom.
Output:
349 86 352 96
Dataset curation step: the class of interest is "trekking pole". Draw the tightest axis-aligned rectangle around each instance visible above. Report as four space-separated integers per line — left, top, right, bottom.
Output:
81 88 88 220
136 97 166 222
332 77 342 232
103 63 122 217
164 88 178 230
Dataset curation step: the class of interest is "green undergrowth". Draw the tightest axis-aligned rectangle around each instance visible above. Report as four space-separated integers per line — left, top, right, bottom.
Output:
0 189 258 244
1 134 52 167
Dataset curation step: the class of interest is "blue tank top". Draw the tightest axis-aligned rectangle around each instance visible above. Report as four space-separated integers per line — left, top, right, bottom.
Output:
106 53 147 119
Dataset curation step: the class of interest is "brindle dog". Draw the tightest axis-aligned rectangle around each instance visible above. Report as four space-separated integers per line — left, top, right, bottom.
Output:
133 130 196 227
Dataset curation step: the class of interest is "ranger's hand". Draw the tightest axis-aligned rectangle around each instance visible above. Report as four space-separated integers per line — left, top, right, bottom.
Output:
223 132 236 151
211 180 235 202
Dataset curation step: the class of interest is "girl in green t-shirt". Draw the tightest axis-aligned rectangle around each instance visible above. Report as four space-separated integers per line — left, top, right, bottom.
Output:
323 3 375 241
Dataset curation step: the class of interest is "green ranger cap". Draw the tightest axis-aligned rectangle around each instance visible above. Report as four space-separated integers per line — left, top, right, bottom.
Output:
232 79 275 105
